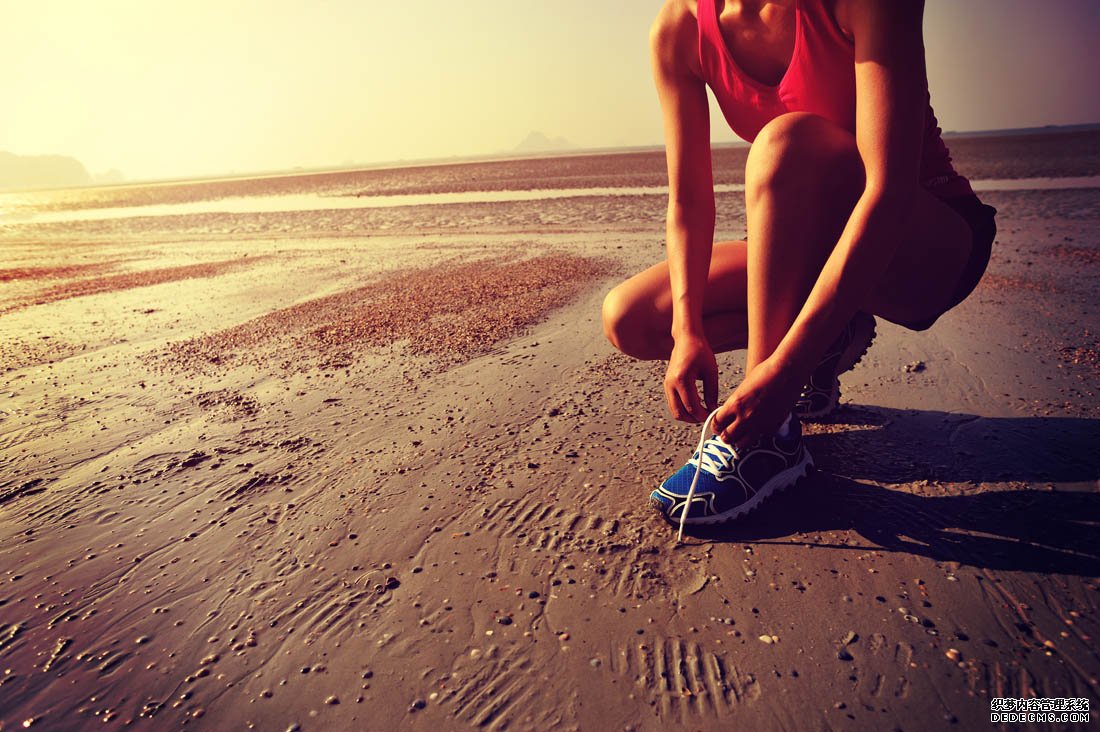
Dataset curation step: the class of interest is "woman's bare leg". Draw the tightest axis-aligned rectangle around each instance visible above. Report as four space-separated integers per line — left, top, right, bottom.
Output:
743 114 863 373
743 113 974 375
604 112 975 380
602 240 750 361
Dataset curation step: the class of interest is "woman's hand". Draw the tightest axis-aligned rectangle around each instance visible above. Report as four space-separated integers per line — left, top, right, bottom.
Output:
664 335 719 423
713 357 803 449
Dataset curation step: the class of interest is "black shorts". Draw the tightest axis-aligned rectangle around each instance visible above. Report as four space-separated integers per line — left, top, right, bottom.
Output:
900 194 997 331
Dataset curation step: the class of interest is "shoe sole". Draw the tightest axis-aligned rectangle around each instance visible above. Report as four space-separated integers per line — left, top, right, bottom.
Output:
799 313 877 421
653 451 814 527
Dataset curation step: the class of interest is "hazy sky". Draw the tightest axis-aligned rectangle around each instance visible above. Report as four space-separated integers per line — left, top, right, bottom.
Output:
2 0 1098 181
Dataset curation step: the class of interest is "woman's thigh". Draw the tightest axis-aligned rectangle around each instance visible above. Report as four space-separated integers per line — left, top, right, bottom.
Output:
607 204 972 358
630 241 749 321
741 113 975 329
603 240 750 358
866 189 974 329
605 126 976 351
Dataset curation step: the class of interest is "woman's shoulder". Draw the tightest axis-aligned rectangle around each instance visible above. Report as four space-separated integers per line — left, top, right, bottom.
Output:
646 0 699 41
826 0 925 43
656 0 698 20
651 0 704 76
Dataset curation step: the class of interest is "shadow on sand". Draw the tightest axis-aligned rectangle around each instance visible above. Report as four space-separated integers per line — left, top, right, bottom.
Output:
687 407 1100 576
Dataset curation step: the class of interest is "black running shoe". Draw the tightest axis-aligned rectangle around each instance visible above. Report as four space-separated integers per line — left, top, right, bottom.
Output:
794 311 876 420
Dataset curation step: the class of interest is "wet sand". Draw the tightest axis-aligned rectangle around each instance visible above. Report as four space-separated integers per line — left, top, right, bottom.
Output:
1 180 1098 731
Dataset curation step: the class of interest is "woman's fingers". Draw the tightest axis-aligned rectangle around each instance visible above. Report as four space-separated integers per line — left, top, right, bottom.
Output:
715 401 749 448
719 421 742 446
664 340 720 423
681 380 706 422
702 367 719 412
666 381 697 422
664 382 687 421
712 403 730 434
714 408 736 443
664 375 708 423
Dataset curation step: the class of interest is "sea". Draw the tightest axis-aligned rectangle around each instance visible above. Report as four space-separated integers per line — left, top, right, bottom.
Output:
1 127 1098 241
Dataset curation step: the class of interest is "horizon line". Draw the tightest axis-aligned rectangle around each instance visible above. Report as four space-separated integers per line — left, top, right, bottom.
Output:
4 121 1099 195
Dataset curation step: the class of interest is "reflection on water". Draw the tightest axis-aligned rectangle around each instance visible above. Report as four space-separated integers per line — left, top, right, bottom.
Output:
4 177 1099 227
6 186 690 225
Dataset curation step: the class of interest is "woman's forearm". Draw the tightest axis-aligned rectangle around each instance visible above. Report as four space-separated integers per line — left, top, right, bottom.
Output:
772 188 911 377
666 199 716 340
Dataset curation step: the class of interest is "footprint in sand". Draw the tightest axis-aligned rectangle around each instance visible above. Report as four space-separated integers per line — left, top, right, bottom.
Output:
610 635 761 721
437 644 573 731
857 632 915 701
471 494 673 600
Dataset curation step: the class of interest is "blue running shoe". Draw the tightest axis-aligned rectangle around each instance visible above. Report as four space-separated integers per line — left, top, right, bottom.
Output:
650 416 813 536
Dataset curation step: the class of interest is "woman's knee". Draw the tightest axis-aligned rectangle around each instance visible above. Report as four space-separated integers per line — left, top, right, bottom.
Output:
745 113 860 203
601 283 662 359
601 283 636 352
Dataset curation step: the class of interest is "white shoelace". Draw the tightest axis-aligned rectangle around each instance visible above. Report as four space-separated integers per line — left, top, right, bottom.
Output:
694 435 737 475
678 409 733 543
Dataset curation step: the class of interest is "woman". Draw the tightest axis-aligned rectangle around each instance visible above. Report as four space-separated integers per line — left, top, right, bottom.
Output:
601 0 996 534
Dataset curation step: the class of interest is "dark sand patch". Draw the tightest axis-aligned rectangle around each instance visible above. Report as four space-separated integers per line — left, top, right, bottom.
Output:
978 272 1060 295
1 256 269 314
1060 335 1100 375
0 337 83 372
168 253 611 371
0 261 122 283
1050 243 1100 266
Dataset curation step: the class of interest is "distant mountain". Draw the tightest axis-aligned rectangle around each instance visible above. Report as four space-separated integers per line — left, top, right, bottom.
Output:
513 131 577 154
0 151 93 190
95 168 126 185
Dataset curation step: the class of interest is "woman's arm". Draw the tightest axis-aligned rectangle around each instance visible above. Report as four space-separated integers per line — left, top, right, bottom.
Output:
715 0 928 445
651 1 720 423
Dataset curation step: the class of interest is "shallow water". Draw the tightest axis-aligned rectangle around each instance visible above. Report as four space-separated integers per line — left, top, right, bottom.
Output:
5 177 1099 228
1 127 1098 224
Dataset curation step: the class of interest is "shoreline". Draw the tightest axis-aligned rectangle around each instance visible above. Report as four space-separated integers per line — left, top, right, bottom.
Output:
3 174 1098 229
4 126 1098 222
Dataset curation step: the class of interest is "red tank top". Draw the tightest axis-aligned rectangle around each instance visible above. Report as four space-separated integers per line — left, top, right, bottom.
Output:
697 0 973 198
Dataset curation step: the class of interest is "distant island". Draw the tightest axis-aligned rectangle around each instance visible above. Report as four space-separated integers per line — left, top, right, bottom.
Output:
0 151 124 191
513 131 577 154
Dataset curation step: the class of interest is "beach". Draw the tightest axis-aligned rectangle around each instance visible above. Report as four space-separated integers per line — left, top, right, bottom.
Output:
1 131 1099 731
